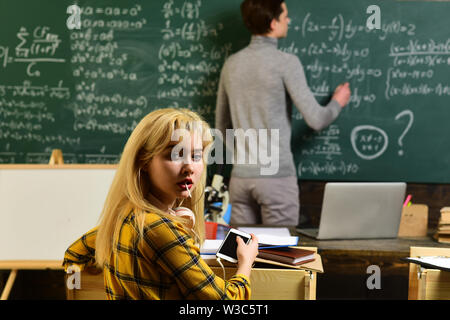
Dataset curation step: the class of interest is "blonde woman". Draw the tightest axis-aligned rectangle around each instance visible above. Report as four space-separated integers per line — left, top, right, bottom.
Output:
63 108 259 300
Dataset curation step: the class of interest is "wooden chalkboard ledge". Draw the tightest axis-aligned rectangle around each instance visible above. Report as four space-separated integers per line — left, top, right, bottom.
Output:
0 260 63 270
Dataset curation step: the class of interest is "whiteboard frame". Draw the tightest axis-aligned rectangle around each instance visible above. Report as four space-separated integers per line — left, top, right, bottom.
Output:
0 164 117 269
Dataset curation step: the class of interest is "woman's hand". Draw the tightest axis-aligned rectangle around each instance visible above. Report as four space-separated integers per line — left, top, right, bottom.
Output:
235 233 259 278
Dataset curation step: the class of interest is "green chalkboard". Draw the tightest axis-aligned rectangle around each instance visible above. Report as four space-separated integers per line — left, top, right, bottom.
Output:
0 0 448 183
286 0 450 184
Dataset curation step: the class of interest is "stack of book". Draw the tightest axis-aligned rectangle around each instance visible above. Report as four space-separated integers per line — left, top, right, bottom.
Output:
257 247 315 266
434 207 450 244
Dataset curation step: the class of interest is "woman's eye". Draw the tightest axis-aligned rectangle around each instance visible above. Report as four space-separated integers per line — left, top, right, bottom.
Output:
193 152 202 161
169 148 202 162
169 149 183 160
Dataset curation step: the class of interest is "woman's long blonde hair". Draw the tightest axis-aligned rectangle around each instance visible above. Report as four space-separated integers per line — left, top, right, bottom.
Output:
95 108 213 267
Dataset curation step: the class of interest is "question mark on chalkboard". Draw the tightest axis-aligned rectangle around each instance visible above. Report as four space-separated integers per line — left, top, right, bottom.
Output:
394 109 414 156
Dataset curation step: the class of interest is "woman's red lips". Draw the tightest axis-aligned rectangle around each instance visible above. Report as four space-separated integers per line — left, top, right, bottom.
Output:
177 179 193 190
177 183 192 190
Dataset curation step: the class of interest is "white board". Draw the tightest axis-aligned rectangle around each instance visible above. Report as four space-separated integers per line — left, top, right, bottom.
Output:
0 166 116 262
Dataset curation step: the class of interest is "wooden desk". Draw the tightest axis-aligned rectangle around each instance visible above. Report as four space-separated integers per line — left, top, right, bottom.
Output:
295 230 449 299
66 266 318 300
66 246 321 300
67 267 317 300
408 246 450 300
413 269 450 300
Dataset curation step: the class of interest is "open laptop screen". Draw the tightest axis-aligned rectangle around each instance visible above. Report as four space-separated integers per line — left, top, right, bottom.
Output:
298 182 406 240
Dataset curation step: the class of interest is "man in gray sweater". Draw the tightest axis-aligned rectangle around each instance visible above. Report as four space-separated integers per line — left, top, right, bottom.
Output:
215 0 351 226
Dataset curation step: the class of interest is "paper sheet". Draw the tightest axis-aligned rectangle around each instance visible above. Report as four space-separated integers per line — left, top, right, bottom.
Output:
407 256 450 270
237 227 292 237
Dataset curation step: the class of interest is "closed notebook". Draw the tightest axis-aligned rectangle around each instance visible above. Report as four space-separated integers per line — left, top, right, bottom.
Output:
258 247 315 265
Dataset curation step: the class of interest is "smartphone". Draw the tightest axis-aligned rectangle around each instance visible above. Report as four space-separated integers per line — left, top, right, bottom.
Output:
216 228 251 263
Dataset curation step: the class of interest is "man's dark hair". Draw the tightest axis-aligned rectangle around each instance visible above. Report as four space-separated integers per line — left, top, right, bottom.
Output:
240 0 284 35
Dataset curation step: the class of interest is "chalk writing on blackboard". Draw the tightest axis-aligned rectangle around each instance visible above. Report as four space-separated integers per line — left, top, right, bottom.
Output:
394 109 414 157
351 125 389 160
0 0 448 183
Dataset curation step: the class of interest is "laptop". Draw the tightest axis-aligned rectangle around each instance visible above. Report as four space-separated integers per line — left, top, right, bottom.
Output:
296 182 406 240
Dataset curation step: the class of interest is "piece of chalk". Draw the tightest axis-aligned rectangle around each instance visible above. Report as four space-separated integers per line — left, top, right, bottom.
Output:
185 182 192 198
403 194 412 207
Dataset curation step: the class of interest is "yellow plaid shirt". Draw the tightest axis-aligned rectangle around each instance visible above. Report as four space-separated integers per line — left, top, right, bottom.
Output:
63 211 251 300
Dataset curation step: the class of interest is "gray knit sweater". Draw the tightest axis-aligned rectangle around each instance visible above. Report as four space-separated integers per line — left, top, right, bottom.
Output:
215 36 342 178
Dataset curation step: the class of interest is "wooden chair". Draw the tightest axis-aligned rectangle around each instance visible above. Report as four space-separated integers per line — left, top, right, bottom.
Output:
408 246 450 300
66 265 318 300
65 267 106 300
211 267 316 300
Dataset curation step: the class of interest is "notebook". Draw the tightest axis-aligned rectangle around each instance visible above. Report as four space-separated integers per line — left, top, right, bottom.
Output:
296 182 406 240
258 247 315 265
